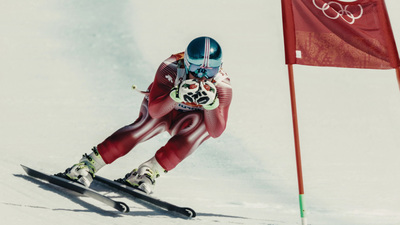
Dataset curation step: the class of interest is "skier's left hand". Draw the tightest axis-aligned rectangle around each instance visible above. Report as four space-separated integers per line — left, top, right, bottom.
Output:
196 80 219 110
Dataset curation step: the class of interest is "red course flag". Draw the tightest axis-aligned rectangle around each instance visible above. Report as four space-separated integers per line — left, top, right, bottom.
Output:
281 1 400 224
282 0 400 69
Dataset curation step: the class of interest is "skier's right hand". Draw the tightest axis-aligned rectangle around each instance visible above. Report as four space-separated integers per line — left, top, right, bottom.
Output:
169 79 200 104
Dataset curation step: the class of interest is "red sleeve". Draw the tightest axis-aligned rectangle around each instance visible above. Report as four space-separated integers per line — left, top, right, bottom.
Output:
147 55 180 118
204 71 233 138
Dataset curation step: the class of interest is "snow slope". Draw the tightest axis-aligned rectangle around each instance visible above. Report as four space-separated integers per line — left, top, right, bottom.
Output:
1 1 400 224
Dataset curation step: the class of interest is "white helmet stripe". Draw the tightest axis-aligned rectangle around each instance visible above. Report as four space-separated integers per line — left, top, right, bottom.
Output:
202 37 210 68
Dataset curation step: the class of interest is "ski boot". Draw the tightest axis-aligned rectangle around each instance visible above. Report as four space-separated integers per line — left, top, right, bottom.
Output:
116 157 165 194
58 147 106 187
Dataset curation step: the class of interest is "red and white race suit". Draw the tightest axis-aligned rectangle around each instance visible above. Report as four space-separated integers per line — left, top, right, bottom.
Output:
96 52 233 171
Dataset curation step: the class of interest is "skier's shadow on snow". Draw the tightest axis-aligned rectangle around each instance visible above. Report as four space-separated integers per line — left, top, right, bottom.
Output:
91 181 254 220
16 174 256 220
90 181 194 219
15 174 123 218
16 174 190 219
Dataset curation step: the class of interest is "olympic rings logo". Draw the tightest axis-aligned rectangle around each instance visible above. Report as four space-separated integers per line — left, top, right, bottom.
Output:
312 0 363 24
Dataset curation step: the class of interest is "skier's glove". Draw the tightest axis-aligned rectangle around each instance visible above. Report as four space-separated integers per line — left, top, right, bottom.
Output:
197 80 219 110
170 79 200 104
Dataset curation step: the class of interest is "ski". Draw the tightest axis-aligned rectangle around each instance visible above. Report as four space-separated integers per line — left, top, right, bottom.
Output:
94 175 196 218
20 165 130 213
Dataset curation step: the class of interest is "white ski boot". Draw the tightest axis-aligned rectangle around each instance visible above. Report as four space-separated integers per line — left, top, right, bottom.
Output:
63 147 106 187
119 157 165 194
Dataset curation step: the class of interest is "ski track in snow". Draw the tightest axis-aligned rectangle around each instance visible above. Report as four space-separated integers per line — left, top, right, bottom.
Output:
1 1 400 224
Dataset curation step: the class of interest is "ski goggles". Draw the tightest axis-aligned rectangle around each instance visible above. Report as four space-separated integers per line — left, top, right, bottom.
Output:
186 64 220 79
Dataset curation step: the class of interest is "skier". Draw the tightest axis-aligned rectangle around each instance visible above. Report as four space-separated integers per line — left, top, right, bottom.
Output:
60 36 233 194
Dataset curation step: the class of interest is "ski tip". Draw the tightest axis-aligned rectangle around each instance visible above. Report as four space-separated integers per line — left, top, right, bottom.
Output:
117 201 130 213
183 207 196 218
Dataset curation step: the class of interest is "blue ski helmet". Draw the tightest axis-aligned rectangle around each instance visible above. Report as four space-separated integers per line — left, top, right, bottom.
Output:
184 36 222 79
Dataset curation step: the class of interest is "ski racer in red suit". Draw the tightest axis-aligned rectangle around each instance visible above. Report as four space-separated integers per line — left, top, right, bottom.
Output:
61 36 233 194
